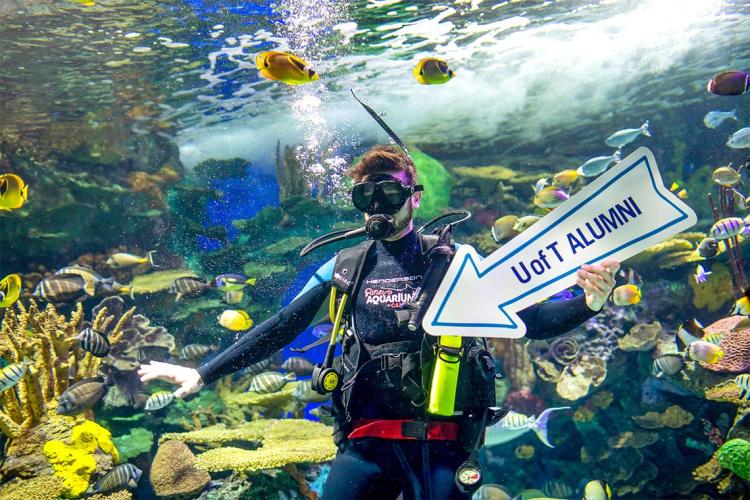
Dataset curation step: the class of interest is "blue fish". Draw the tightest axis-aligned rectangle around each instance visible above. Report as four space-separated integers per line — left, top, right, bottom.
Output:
312 322 334 338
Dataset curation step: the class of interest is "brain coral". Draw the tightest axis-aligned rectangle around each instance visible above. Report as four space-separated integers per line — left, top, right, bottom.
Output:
700 316 750 374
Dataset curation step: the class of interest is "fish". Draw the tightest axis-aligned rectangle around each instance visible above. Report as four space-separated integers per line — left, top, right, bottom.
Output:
484 407 569 448
694 265 712 285
492 215 518 243
0 173 28 211
0 274 22 308
604 121 650 148
54 265 129 298
33 273 96 303
533 186 569 209
731 290 750 316
256 51 319 85
106 251 157 269
543 479 574 499
709 217 747 240
513 215 541 233
576 150 621 178
218 309 254 331
532 177 549 194
712 166 742 187
707 70 750 96
144 391 175 411
0 358 31 391
55 264 104 282
583 479 612 500
474 484 513 500
652 354 684 378
248 371 296 394
223 290 244 304
413 57 455 85
213 273 256 292
611 284 640 306
76 327 111 357
88 463 143 494
553 169 578 186
311 322 334 338
239 358 274 376
732 316 750 332
703 332 724 346
310 405 336 425
735 374 750 400
179 343 217 361
697 237 719 258
728 127 750 149
704 110 739 129
293 380 331 403
686 341 724 364
169 277 210 302
281 356 314 376
56 377 108 416
677 318 705 346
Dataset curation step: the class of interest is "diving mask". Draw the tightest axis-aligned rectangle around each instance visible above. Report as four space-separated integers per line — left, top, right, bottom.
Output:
351 178 424 215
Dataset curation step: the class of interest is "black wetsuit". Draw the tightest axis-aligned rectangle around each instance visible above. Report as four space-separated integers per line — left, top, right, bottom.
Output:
198 230 596 500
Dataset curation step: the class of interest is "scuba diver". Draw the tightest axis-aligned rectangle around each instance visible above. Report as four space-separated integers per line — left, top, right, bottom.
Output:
139 144 619 499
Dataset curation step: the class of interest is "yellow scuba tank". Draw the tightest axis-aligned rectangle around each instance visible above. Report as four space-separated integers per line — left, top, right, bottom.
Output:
427 335 463 416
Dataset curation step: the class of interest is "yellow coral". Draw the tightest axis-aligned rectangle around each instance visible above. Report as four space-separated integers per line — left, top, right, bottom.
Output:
691 262 734 312
160 419 336 473
0 474 65 498
632 404 693 430
43 420 119 497
514 444 535 460
573 405 595 423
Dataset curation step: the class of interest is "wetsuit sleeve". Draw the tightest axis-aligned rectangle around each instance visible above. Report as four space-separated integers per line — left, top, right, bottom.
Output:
518 295 597 340
197 257 335 385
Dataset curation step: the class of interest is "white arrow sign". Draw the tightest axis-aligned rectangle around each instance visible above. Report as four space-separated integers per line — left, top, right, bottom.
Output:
423 147 697 338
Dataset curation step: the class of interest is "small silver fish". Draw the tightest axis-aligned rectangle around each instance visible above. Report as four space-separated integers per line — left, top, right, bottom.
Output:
728 127 750 149
576 150 621 178
704 110 738 129
605 120 650 148
652 354 684 378
293 380 331 403
144 391 175 411
77 327 111 357
0 358 31 391
697 238 719 258
248 371 296 393
281 356 314 376
89 463 143 494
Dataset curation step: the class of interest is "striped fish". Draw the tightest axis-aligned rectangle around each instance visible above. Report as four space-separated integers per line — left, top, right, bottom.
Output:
710 217 746 240
0 358 31 391
144 391 175 411
293 380 331 403
703 332 724 346
76 327 111 357
56 377 107 416
543 479 574 499
239 358 273 376
652 354 684 378
281 356 314 376
248 371 296 394
32 273 95 303
223 290 244 304
89 463 143 494
179 344 217 361
735 374 750 400
169 277 210 302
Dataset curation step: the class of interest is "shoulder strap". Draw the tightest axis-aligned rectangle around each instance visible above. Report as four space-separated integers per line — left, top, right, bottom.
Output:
332 240 375 295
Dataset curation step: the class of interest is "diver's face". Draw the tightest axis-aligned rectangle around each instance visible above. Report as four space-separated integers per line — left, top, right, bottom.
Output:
361 170 421 239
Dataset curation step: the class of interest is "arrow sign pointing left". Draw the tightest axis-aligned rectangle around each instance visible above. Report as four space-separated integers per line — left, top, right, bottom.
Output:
422 147 697 339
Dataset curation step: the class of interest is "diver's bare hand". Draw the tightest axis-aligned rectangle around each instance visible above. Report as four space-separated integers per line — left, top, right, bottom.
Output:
576 260 620 311
137 361 205 399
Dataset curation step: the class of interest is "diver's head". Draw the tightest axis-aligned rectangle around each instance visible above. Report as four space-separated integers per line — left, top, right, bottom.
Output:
347 146 423 241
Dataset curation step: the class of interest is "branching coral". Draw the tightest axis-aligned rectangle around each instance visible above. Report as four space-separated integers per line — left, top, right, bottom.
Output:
160 419 336 473
0 299 133 438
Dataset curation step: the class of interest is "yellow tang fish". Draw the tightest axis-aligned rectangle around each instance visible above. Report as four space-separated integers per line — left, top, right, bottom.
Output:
553 169 578 186
413 58 455 85
218 309 254 331
256 51 319 85
0 274 22 308
611 284 641 306
0 174 28 211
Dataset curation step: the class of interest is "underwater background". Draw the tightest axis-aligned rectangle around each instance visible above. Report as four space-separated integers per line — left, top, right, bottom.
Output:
2 0 750 498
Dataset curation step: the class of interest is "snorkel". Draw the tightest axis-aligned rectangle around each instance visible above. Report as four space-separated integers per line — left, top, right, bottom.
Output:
300 90 419 256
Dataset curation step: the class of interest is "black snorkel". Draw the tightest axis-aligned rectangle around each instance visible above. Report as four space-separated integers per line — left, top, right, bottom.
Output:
300 90 414 257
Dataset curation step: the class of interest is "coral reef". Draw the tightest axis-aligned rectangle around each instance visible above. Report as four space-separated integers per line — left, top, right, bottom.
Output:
42 420 119 497
718 439 750 481
112 427 154 461
160 419 336 473
150 440 211 498
632 405 694 430
699 316 750 374
691 262 734 312
617 321 663 351
556 355 607 401
624 232 706 269
0 474 65 498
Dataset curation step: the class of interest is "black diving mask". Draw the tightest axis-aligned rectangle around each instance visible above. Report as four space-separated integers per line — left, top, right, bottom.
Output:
351 179 424 214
